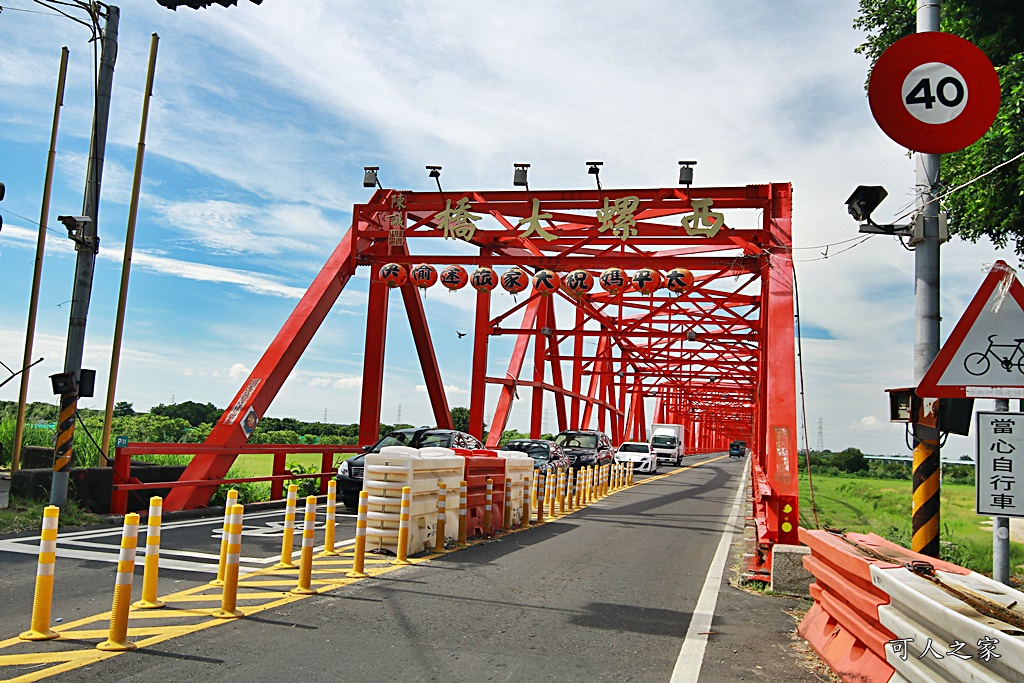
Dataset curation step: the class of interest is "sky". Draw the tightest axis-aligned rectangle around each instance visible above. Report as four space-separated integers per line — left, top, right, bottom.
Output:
0 0 1018 458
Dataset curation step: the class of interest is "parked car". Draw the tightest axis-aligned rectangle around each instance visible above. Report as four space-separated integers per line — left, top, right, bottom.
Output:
502 439 570 475
336 428 484 509
552 429 614 471
614 441 658 474
729 440 747 458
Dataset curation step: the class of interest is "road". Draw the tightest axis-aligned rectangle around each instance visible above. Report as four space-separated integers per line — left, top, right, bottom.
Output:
0 454 819 682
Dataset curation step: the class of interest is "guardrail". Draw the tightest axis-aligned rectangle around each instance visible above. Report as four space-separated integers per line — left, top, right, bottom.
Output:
110 443 360 514
799 527 1024 683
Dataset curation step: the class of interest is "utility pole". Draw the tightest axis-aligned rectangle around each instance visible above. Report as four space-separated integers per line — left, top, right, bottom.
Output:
50 6 119 509
12 47 69 472
910 0 942 557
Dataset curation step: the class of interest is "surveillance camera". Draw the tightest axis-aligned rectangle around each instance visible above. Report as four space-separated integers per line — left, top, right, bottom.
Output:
844 186 887 224
57 215 92 231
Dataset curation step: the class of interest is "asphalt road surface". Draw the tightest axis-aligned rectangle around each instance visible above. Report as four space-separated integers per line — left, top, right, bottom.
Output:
0 455 821 682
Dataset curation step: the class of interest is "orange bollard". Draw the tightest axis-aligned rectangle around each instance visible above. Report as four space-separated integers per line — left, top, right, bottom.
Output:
291 496 318 594
392 486 412 564
434 482 447 552
212 504 245 618
211 488 239 586
566 469 575 511
134 496 165 609
97 513 141 650
20 506 60 641
347 491 369 578
557 469 566 513
503 477 513 531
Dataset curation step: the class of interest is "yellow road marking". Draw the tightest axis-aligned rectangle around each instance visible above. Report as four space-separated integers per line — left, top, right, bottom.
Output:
1 454 731 682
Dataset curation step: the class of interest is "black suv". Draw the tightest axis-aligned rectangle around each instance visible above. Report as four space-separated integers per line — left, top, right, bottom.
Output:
552 429 614 471
336 428 483 509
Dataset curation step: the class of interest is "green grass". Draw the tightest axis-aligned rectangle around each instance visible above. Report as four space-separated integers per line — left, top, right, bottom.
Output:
800 472 1024 580
0 496 111 534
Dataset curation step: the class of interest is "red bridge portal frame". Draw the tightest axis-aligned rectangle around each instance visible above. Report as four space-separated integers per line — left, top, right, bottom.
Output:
164 182 798 573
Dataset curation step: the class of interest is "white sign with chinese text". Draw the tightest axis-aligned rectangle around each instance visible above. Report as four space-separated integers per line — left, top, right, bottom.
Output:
977 411 1024 517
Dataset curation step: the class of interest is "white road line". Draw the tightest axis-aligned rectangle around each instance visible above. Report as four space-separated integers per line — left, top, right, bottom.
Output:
669 463 749 683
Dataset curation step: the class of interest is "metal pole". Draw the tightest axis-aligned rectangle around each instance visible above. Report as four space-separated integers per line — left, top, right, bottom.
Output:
100 33 158 465
910 0 943 557
994 398 1010 584
50 6 118 508
12 47 70 473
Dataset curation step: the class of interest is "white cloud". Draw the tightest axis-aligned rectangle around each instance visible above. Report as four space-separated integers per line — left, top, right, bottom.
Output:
416 384 468 397
228 363 250 381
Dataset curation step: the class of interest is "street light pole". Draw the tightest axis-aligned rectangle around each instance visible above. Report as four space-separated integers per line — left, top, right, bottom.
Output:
50 6 119 509
910 0 942 557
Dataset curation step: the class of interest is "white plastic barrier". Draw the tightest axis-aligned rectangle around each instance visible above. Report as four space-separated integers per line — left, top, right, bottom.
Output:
418 447 465 547
873 565 1024 683
362 446 464 554
496 450 533 526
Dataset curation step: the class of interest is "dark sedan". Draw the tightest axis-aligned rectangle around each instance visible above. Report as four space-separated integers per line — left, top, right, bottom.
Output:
336 427 483 509
502 439 570 475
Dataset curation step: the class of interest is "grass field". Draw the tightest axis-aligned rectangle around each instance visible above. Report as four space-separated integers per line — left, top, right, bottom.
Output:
799 472 1024 579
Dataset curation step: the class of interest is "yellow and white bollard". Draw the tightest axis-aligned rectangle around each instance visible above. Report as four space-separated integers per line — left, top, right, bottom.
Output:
347 491 369 578
483 478 493 536
628 461 635 485
566 469 575 511
275 484 298 568
97 513 141 651
292 496 318 594
392 486 412 565
321 480 339 556
134 496 165 609
20 505 60 641
522 476 533 528
503 477 513 531
212 504 244 618
548 470 557 518
557 469 566 513
537 474 546 523
434 482 447 552
211 488 239 586
457 480 468 546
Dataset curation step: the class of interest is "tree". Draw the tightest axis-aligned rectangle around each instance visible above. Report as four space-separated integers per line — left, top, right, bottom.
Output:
450 406 470 433
150 401 223 427
854 0 1024 255
113 401 135 417
833 447 869 473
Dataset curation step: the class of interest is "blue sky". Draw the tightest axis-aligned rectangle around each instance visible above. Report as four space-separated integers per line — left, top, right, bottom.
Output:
0 1 1017 456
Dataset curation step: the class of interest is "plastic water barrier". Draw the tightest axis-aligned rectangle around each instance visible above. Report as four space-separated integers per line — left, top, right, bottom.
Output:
449 449 503 537
497 450 533 527
362 447 464 554
799 527 1024 683
874 564 1024 682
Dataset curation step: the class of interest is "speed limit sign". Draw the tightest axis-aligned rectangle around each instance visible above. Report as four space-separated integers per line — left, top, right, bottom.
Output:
868 32 1000 154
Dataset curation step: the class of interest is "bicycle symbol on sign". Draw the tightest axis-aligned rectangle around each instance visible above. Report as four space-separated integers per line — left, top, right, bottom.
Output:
963 334 1024 376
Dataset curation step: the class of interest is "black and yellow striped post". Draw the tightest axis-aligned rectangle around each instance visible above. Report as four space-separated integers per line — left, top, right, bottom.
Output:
49 393 77 508
911 426 941 557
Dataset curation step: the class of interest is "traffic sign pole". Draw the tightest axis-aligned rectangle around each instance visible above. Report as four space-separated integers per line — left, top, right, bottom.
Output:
911 1 942 559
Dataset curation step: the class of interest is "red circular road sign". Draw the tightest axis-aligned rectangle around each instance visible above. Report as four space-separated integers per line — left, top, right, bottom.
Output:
868 32 1000 154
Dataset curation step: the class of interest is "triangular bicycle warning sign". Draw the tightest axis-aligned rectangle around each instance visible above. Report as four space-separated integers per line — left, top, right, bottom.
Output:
919 261 1024 399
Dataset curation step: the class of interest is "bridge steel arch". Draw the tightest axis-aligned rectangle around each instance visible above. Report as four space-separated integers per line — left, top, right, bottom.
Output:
164 182 798 571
